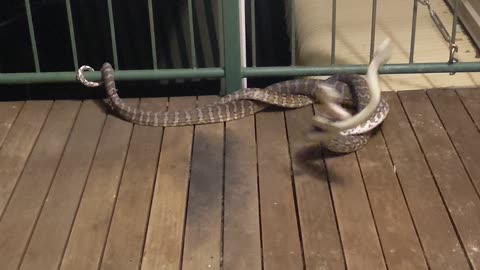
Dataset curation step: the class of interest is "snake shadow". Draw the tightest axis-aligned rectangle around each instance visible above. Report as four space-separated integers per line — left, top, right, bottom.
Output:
291 143 348 184
293 126 382 184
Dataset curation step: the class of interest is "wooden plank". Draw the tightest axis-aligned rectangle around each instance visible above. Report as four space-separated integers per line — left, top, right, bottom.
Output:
456 88 480 128
399 90 480 269
322 146 386 269
18 101 107 270
0 100 80 270
0 101 23 148
223 114 261 270
141 96 196 270
59 99 138 270
356 131 428 270
255 109 303 270
0 100 52 215
182 96 224 270
381 92 471 270
428 89 480 199
284 106 345 270
99 98 166 270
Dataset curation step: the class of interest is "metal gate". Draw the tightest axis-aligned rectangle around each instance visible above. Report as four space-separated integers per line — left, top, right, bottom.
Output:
0 0 479 94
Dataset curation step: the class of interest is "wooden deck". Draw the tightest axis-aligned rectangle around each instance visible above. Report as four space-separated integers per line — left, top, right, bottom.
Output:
0 88 480 270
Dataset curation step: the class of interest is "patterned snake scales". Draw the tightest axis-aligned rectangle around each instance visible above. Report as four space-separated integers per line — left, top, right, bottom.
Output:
77 39 392 153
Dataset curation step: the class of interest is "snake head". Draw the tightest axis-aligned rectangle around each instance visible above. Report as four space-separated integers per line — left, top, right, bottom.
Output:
314 83 352 121
313 83 340 103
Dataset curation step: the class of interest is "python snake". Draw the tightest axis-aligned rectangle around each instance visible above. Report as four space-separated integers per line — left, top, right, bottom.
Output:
92 64 388 153
78 39 392 153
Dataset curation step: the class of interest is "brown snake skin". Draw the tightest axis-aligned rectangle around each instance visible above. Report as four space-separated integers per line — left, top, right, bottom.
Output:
99 62 389 153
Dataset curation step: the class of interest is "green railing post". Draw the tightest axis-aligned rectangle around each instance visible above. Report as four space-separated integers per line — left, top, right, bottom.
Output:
222 0 242 94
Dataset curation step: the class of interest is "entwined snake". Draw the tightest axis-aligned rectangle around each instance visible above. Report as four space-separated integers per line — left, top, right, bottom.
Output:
77 40 392 153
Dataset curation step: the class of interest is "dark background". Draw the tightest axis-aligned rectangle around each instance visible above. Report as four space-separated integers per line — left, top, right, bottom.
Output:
0 0 293 100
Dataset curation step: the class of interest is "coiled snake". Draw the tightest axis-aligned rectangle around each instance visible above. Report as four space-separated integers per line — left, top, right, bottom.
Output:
77 40 392 153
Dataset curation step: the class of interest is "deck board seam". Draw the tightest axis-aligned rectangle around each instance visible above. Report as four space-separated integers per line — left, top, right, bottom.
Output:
283 109 307 270
0 101 25 151
253 113 265 270
177 96 197 270
378 128 432 269
16 100 83 270
396 91 475 270
54 102 109 270
426 90 480 201
455 89 480 133
313 101 349 269
0 101 54 222
139 97 171 267
95 100 140 270
138 98 167 269
219 121 226 270
320 152 348 270
354 150 389 269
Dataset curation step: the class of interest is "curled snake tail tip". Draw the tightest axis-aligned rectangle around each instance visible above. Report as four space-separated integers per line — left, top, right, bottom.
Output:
377 38 393 62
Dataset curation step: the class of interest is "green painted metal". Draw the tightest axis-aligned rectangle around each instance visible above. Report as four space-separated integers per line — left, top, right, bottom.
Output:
147 0 158 69
369 0 377 62
222 0 242 94
1 62 479 85
242 62 480 77
251 0 257 67
290 0 296 65
216 0 226 92
187 0 197 68
107 0 119 69
217 0 224 69
0 68 225 84
450 0 459 43
24 0 40 72
65 0 79 70
409 0 419 63
331 0 336 65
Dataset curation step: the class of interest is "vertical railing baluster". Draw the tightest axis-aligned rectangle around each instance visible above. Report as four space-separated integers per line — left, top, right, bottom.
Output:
369 0 377 62
107 0 119 69
65 0 79 70
147 0 158 69
25 0 40 72
222 0 242 94
290 0 296 65
216 0 225 93
450 0 459 46
239 0 247 87
251 0 257 67
187 0 197 68
409 0 419 64
331 0 337 65
217 0 224 69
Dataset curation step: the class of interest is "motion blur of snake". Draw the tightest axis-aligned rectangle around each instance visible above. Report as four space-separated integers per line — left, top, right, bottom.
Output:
77 39 392 153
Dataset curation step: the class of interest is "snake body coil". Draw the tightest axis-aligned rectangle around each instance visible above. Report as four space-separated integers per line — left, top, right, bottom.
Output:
100 63 389 153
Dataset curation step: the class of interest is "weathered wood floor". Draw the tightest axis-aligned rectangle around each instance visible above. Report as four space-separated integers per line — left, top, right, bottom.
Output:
0 89 480 270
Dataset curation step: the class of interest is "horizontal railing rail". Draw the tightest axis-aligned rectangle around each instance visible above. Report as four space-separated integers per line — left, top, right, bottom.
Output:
1 62 479 85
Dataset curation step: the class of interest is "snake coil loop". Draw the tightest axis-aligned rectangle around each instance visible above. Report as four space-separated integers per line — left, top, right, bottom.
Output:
311 38 392 133
77 65 103 88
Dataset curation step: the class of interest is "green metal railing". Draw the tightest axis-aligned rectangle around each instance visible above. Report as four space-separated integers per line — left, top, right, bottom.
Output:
0 0 479 94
